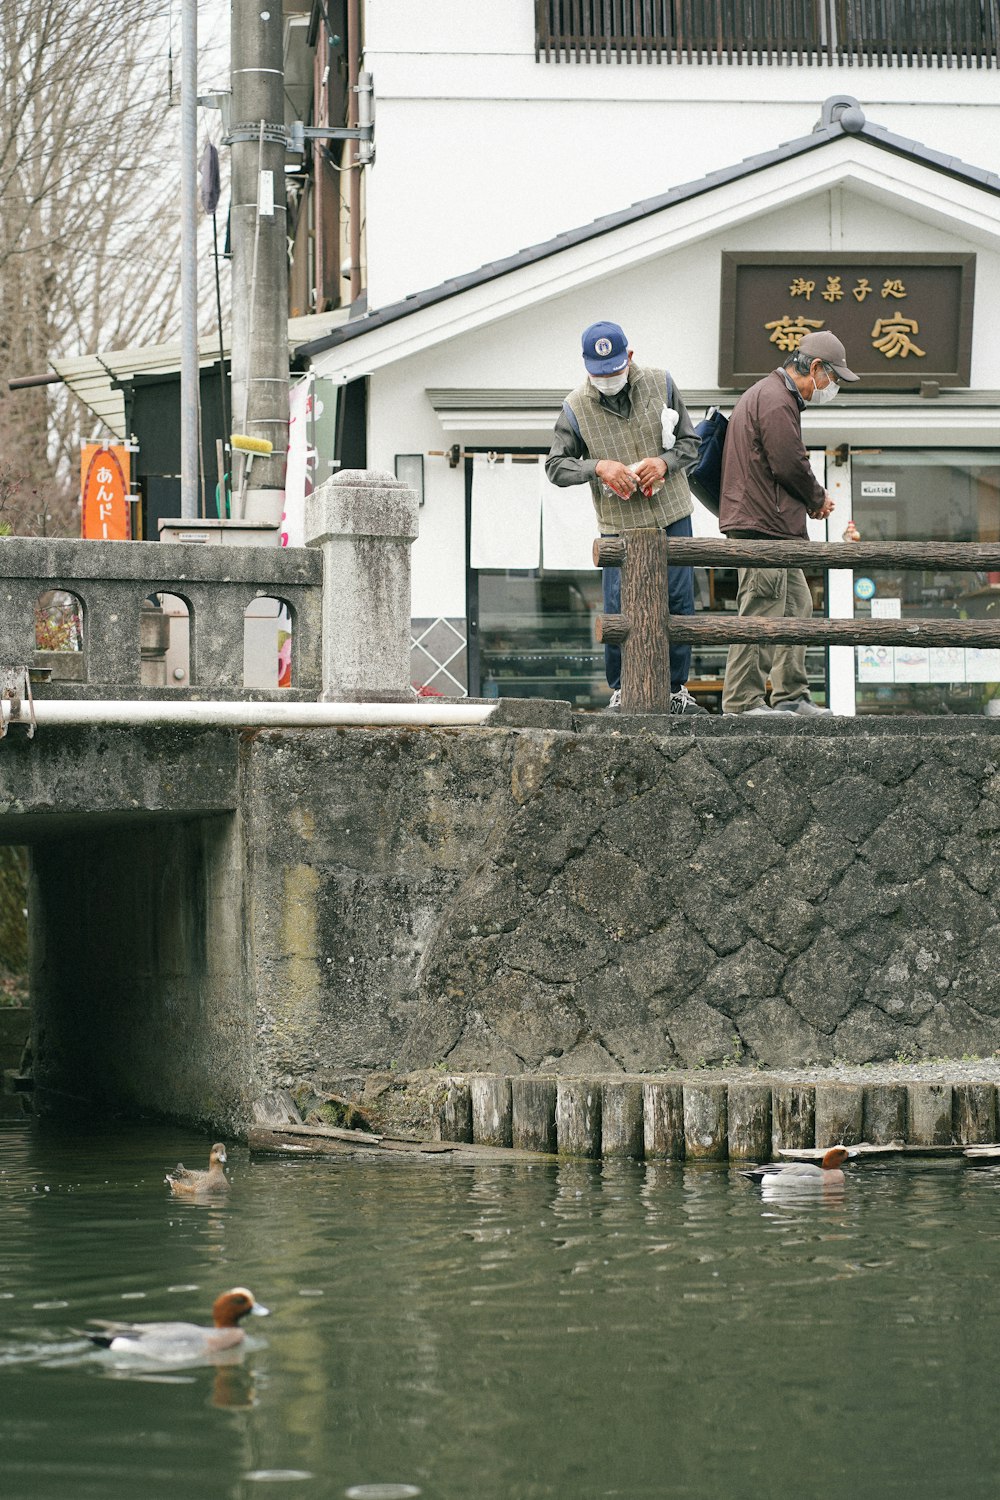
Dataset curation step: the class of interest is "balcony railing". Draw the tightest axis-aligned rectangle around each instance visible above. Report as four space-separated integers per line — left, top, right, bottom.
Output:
535 1 1000 66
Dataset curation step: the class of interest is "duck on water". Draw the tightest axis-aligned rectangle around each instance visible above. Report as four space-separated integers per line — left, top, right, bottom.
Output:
82 1288 268 1365
165 1143 229 1197
741 1146 852 1190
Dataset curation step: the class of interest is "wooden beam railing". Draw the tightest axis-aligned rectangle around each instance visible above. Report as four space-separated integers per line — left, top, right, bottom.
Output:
594 534 1000 713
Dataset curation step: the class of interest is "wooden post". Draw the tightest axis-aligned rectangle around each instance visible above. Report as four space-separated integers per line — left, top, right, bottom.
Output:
863 1083 908 1144
953 1083 998 1145
511 1076 557 1153
772 1084 815 1152
727 1083 772 1160
907 1083 953 1146
601 1080 644 1159
435 1078 473 1142
594 530 672 713
683 1083 728 1160
643 1080 685 1159
815 1083 864 1147
470 1074 513 1148
556 1080 602 1157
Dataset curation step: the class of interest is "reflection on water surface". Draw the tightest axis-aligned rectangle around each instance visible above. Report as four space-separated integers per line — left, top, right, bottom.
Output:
2 1119 1000 1498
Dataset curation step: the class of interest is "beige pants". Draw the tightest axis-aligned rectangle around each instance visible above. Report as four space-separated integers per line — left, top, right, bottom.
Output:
722 565 813 715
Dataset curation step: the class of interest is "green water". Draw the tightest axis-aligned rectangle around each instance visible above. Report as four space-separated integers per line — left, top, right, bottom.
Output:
2 1118 999 1499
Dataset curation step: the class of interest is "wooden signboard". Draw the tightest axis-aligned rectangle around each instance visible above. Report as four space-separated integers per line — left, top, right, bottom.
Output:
719 252 976 391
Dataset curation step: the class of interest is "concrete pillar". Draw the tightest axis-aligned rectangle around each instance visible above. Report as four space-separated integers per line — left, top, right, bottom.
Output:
728 1083 772 1160
305 470 419 702
511 1077 557 1153
683 1083 728 1160
435 1079 472 1142
601 1080 644 1159
230 0 289 514
772 1084 815 1152
470 1075 512 1148
556 1080 602 1157
907 1083 952 1146
815 1083 864 1147
953 1083 997 1145
863 1083 908 1144
643 1081 685 1159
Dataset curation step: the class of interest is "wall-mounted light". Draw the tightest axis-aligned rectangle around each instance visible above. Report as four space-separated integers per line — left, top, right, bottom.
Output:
394 453 424 506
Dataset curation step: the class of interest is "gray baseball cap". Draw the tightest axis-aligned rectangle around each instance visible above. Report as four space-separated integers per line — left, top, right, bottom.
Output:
798 330 860 382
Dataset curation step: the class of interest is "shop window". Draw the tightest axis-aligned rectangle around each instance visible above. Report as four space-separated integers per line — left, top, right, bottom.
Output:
245 597 294 689
476 571 605 706
852 450 1000 717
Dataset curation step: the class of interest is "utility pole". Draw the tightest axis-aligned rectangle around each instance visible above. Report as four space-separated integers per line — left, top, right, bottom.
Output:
180 0 199 518
230 0 289 523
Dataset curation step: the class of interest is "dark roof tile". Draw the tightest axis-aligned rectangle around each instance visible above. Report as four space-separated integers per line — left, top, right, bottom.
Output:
296 114 1000 362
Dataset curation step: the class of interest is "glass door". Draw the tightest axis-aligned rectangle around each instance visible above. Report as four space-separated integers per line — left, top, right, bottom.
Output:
851 450 1000 716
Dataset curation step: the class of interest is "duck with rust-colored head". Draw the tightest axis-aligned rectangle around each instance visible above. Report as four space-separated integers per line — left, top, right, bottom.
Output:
165 1142 229 1197
741 1146 851 1190
84 1288 268 1364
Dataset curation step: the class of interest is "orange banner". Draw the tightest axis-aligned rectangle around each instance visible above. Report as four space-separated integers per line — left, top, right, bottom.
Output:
81 444 131 540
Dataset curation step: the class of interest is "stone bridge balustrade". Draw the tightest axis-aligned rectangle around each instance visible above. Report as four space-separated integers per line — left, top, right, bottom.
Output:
0 469 422 703
1 536 324 699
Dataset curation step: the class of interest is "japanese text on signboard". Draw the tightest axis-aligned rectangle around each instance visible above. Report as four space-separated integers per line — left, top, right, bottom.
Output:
719 254 974 389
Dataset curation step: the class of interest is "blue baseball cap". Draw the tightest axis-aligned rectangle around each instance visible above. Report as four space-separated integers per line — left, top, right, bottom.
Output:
581 321 629 375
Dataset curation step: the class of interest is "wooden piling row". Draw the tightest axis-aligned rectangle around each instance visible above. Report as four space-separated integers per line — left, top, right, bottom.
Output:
440 1075 1000 1162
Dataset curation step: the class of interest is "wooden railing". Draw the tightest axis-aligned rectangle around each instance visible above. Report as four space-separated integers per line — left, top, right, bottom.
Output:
594 534 1000 713
535 1 1000 67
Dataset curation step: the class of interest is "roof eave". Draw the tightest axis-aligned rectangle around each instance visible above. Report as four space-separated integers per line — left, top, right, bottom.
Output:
294 121 1000 364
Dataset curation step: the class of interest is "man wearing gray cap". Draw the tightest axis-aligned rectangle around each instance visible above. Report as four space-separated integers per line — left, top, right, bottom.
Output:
719 329 859 716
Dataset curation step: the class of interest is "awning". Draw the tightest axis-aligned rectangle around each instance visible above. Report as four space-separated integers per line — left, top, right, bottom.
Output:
50 310 351 440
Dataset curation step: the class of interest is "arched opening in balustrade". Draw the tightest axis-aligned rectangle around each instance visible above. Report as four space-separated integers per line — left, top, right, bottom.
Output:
34 591 85 684
244 597 294 689
144 593 191 688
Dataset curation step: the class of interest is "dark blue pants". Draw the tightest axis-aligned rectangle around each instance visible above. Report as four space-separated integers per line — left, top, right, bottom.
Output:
602 513 695 693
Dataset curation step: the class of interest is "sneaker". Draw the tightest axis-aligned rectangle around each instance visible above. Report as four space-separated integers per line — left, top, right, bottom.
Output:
774 698 833 717
605 689 621 713
740 702 782 716
670 685 708 716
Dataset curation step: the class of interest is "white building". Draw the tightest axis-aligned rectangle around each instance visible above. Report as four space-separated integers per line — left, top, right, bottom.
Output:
298 0 1000 715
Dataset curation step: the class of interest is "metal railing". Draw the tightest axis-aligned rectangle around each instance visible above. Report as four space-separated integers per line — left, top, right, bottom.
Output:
594 534 1000 712
535 0 1000 67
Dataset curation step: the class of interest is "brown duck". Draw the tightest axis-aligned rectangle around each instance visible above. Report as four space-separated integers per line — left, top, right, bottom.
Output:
165 1142 230 1196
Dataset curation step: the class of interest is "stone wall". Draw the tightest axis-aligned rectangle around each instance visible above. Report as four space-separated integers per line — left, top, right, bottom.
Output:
244 714 1000 1090
6 711 1000 1129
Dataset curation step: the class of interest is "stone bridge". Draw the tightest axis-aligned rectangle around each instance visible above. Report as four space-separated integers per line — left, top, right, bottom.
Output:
3 476 1000 1132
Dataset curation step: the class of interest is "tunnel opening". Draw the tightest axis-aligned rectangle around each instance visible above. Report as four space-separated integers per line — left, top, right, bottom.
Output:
0 846 31 1116
2 813 253 1130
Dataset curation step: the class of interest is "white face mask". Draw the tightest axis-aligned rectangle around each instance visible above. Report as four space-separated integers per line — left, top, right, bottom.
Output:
808 370 840 406
590 370 629 397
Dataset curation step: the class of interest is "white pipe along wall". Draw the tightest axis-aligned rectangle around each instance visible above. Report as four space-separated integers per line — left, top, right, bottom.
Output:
1 700 497 729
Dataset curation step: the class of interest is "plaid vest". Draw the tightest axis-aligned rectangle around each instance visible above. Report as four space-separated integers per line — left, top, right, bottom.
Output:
564 365 694 534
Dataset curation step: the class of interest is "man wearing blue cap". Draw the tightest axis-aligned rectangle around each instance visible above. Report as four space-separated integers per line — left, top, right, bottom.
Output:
545 321 705 713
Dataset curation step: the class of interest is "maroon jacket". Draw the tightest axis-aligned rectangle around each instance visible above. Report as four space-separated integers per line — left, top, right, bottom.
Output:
719 370 825 538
